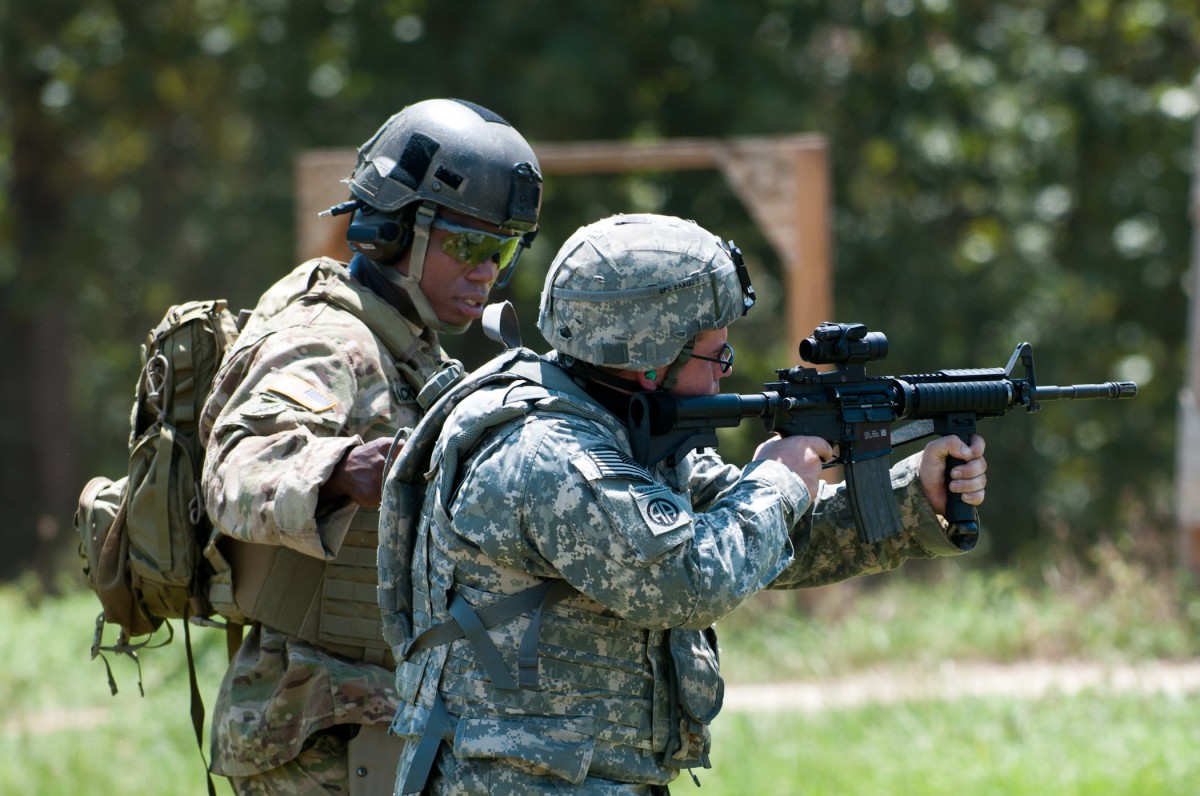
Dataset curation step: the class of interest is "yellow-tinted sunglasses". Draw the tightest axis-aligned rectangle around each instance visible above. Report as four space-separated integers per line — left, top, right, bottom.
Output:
432 218 525 286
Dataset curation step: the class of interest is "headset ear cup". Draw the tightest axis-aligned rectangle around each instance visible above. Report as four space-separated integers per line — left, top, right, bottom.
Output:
346 208 413 263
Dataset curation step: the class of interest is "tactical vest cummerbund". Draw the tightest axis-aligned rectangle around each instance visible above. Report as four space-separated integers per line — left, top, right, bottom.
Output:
397 582 675 783
220 509 392 667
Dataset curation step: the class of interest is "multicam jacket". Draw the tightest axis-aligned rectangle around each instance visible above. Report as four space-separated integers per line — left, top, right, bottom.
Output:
382 352 973 794
199 257 445 777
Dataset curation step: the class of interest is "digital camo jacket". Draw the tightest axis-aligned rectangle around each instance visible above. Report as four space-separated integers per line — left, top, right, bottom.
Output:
380 352 973 794
200 257 445 777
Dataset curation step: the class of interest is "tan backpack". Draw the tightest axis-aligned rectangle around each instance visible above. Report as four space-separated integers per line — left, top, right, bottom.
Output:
76 299 241 657
74 300 241 796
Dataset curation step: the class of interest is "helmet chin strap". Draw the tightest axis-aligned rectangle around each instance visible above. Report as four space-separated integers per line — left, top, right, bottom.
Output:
660 339 695 391
379 201 471 335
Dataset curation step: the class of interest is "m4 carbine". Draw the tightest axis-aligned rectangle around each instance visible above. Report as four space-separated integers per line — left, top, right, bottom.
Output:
628 321 1137 543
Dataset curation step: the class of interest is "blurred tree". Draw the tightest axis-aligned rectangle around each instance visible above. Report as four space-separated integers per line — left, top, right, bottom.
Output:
0 0 1195 580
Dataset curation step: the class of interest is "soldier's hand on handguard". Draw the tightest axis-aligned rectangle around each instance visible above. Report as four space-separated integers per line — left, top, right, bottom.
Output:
918 434 987 517
318 436 396 509
752 434 835 504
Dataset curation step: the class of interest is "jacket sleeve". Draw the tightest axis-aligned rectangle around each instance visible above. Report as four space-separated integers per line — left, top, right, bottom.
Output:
681 447 744 511
201 331 369 559
446 415 811 631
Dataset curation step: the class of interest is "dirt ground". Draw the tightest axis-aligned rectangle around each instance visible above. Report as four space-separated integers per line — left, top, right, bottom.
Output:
10 659 1200 736
722 659 1200 713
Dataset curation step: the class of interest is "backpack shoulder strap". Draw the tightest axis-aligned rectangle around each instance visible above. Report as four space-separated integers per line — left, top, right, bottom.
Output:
377 346 538 653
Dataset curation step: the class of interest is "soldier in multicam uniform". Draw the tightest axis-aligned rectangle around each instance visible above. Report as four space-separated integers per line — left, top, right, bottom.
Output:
377 213 989 795
198 98 542 795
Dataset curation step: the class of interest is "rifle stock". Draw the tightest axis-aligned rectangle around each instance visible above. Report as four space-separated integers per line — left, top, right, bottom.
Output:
628 323 1137 541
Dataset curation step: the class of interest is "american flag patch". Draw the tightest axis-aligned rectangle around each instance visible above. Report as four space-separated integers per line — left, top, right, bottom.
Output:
264 371 337 413
586 447 654 482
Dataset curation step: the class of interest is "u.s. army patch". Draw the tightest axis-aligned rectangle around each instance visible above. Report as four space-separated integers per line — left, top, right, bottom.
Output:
264 371 337 412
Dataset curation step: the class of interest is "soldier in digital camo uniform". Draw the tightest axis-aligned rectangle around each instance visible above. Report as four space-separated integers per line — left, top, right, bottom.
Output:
378 213 988 795
197 99 542 795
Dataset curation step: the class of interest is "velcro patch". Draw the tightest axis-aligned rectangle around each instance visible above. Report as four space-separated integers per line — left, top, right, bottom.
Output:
570 453 695 562
632 485 691 536
582 447 654 482
264 371 337 413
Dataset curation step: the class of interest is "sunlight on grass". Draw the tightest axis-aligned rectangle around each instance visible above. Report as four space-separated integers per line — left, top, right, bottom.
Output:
0 581 229 796
717 553 1200 684
689 693 1200 796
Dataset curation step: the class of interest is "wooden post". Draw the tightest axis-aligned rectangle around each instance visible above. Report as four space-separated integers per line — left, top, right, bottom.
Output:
1178 86 1200 581
715 138 833 356
294 134 834 356
293 150 357 262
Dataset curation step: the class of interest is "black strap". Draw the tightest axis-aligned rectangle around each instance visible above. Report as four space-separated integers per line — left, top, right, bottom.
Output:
518 580 576 689
225 621 244 661
406 580 564 655
183 616 218 796
447 593 518 690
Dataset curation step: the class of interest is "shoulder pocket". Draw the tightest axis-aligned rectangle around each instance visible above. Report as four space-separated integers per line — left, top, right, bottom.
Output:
570 451 694 563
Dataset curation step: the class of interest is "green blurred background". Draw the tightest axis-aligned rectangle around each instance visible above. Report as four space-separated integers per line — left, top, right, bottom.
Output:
1 0 1196 581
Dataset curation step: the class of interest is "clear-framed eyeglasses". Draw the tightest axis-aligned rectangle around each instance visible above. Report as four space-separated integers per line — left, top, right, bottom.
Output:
690 342 734 373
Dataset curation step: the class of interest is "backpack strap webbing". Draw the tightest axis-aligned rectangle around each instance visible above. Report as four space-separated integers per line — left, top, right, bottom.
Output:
182 614 218 796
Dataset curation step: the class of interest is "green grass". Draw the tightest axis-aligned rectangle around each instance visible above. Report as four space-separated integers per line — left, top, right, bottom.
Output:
0 578 230 796
717 545 1200 682
693 694 1200 796
4 550 1200 795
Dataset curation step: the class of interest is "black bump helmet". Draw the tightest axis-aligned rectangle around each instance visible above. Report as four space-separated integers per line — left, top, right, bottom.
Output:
348 98 541 236
341 99 542 333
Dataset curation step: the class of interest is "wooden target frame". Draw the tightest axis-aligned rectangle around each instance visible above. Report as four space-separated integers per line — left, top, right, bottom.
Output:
296 134 833 356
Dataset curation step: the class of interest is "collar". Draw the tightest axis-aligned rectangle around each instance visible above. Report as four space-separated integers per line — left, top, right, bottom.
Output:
349 253 419 320
561 360 645 421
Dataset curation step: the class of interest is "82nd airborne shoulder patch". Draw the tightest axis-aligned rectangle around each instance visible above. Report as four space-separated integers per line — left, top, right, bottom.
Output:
631 484 691 536
569 445 695 560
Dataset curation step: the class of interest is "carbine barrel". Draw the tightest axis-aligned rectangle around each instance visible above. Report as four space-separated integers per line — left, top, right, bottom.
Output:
1035 382 1138 400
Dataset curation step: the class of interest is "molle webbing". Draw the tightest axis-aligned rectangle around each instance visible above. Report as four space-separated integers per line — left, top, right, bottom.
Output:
224 509 392 666
400 579 578 795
